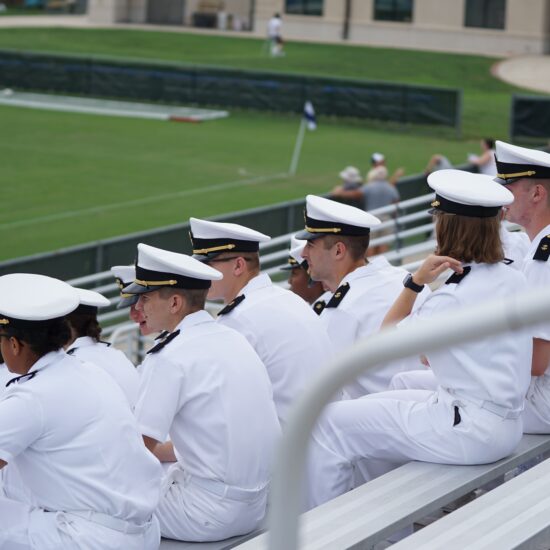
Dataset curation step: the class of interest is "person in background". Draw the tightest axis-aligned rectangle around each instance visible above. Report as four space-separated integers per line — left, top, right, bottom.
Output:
367 152 405 186
281 236 326 307
425 138 496 176
66 287 140 408
267 13 284 57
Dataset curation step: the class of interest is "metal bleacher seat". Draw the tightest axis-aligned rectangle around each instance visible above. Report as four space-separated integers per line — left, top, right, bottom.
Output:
392 454 550 550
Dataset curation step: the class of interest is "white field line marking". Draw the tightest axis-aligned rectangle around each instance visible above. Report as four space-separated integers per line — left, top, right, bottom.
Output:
0 172 289 231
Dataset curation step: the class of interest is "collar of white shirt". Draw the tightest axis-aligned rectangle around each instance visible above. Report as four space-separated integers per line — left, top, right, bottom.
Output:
174 309 214 333
337 256 390 287
69 336 95 350
528 223 550 256
238 272 272 297
29 349 66 376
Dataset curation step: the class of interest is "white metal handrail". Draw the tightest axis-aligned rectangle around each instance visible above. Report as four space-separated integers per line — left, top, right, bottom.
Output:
267 287 550 550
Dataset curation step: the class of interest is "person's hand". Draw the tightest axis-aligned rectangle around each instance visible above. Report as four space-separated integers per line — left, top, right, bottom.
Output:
394 167 405 179
331 185 344 196
413 254 463 286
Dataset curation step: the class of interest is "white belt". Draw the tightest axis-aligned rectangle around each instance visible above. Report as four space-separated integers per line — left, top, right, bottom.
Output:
59 510 151 535
445 389 523 420
169 467 267 503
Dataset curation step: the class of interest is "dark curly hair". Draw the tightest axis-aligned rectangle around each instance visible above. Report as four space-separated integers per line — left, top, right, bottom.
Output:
3 317 72 357
66 305 102 342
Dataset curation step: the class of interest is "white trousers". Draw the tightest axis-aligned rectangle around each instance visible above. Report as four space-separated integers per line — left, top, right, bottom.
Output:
157 464 266 542
0 497 160 550
306 389 523 509
389 369 437 391
523 376 550 434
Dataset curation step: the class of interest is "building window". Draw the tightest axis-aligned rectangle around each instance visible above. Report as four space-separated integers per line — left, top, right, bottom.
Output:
373 0 413 23
285 0 323 16
464 0 506 30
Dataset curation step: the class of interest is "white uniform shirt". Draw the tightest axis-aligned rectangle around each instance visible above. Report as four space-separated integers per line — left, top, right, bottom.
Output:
0 363 15 393
68 336 139 408
0 350 161 522
320 256 430 397
267 16 281 38
522 223 550 343
405 263 531 411
216 273 335 424
135 310 280 489
500 226 530 270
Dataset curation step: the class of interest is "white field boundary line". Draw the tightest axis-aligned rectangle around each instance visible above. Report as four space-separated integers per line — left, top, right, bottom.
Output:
0 172 289 231
0 92 229 121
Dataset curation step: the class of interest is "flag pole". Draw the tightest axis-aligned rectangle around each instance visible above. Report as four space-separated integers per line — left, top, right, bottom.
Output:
289 118 307 176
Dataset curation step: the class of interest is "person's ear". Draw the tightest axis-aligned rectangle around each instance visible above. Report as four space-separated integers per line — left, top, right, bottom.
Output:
334 241 347 260
233 257 247 276
9 336 22 357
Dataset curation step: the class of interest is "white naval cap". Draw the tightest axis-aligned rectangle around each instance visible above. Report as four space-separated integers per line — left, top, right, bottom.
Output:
494 140 550 184
427 169 513 217
124 243 223 295
0 273 79 328
339 166 362 183
110 265 138 309
189 217 271 261
281 236 307 271
296 195 381 240
74 287 111 310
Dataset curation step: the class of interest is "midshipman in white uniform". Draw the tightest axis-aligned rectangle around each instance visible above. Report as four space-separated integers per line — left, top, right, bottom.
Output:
66 287 140 408
0 273 162 549
305 170 532 509
298 195 430 397
126 243 280 542
495 140 550 433
189 218 336 425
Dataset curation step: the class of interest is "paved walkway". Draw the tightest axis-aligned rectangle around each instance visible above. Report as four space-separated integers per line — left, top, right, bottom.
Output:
1 15 550 94
493 55 550 94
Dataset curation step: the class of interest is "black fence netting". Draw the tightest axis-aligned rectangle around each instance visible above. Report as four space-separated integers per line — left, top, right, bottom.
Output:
511 95 550 141
0 50 460 128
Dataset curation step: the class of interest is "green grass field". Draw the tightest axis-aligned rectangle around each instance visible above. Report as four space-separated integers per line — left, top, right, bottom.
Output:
0 27 540 262
2 103 480 261
0 27 537 138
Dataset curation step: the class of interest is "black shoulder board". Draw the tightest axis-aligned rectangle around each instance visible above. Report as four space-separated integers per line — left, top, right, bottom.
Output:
155 330 169 341
217 295 245 316
66 348 76 355
502 258 514 265
445 266 471 285
98 340 112 347
325 282 351 309
147 330 180 355
313 299 326 315
533 235 550 261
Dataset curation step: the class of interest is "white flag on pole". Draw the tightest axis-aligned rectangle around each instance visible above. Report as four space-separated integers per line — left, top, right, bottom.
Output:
303 101 317 130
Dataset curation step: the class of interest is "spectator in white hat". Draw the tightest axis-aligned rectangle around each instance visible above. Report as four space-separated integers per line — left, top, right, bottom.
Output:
65 287 140 408
127 243 280 542
189 218 335 425
0 273 162 549
495 140 550 433
305 170 532 509
299 194 430 397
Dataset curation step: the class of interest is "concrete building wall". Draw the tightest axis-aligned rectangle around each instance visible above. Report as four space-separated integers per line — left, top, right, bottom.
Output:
88 0 550 56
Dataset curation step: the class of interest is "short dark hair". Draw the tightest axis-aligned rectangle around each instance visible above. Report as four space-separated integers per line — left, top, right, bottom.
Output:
209 252 261 273
2 318 71 357
321 234 371 261
158 287 208 311
435 212 503 264
483 138 495 150
66 306 102 342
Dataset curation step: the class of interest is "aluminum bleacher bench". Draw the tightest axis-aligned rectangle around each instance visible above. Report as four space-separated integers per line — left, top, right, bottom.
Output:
235 434 550 550
392 454 550 550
